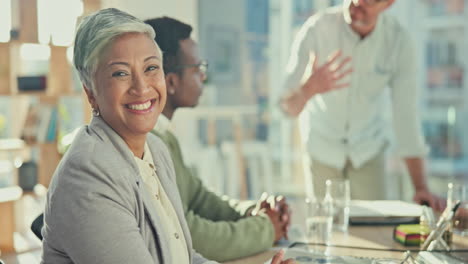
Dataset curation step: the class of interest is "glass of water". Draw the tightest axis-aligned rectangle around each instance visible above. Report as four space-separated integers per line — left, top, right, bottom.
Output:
329 179 350 232
305 197 333 245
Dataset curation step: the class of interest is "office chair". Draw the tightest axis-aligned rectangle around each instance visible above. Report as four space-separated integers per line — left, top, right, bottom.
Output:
31 213 44 240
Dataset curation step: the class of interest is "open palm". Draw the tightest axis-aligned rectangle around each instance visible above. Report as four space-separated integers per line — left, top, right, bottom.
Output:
302 50 353 98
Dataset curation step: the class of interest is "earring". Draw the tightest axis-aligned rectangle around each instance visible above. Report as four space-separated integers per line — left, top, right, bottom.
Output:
92 108 100 117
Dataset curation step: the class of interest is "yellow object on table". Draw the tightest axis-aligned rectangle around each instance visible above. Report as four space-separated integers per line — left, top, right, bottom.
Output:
393 224 430 246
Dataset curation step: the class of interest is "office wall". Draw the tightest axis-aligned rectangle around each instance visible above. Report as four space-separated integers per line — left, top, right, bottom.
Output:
387 0 413 28
101 0 198 37
198 0 251 106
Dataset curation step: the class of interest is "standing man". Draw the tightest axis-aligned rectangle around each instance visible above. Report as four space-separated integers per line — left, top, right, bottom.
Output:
279 0 444 210
144 17 290 262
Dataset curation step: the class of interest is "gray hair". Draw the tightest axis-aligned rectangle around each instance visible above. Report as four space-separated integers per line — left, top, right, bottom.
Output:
73 8 157 93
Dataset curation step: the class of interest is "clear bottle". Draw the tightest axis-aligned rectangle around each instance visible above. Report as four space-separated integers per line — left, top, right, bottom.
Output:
322 180 334 223
305 180 334 245
419 208 430 247
321 180 334 243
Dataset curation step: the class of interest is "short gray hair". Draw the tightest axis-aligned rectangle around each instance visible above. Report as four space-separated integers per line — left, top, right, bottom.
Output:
73 8 157 93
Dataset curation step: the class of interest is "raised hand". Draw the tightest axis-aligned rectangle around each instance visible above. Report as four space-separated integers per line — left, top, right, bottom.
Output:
302 50 353 99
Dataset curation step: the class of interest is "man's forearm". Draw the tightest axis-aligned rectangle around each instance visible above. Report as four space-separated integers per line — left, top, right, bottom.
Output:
405 157 445 211
280 89 308 117
280 81 316 117
404 157 429 191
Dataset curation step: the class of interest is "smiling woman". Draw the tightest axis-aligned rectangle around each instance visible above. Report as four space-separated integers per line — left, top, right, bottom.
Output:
40 7 292 264
40 8 210 264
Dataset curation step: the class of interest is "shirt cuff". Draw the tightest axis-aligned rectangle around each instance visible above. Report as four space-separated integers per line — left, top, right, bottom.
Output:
395 144 429 158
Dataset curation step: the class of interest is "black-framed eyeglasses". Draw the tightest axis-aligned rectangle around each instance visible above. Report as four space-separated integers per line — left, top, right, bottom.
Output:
173 60 208 74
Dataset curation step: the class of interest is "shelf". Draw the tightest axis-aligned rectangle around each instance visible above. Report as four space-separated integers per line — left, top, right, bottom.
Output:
420 0 468 178
0 186 22 203
0 42 19 95
0 139 28 170
422 107 454 121
14 90 48 96
423 16 466 29
0 139 25 152
428 158 468 176
426 88 465 103
0 185 45 254
0 1 101 255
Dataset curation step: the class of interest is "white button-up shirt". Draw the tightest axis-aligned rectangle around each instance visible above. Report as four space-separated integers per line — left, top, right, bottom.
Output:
134 143 190 264
281 6 428 169
148 119 219 264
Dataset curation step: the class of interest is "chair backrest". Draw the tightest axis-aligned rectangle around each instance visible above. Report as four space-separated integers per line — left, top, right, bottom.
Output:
31 213 44 240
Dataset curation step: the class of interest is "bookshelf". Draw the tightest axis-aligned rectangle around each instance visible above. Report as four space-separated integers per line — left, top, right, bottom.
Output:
422 16 466 29
0 0 99 253
0 0 98 187
413 0 468 179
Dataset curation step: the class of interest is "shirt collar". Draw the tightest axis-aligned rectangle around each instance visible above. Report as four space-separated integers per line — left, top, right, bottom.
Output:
154 114 172 133
142 143 154 165
134 143 156 170
342 9 383 42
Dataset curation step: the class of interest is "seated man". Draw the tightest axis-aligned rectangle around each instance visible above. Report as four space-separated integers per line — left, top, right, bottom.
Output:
145 17 290 262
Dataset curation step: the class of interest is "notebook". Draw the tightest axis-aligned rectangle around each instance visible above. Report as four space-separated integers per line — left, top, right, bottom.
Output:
349 200 422 225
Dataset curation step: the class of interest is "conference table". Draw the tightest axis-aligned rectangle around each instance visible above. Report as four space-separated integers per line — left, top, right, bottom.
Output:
225 222 468 264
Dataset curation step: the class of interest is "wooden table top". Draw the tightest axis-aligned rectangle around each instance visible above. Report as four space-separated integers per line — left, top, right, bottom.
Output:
224 225 468 264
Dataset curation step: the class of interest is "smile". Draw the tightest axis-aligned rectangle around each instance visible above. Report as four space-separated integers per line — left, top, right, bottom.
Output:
125 99 156 112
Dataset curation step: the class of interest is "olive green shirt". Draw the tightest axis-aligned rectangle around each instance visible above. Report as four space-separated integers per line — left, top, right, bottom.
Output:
151 117 274 262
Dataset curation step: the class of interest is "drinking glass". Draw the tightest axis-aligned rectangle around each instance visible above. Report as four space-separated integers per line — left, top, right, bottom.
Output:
305 197 333 245
329 178 351 232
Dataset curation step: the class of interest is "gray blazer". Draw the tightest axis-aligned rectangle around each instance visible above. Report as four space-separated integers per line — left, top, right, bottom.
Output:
41 116 210 264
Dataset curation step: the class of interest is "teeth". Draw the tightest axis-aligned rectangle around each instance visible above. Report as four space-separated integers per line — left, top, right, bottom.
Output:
127 101 151 110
